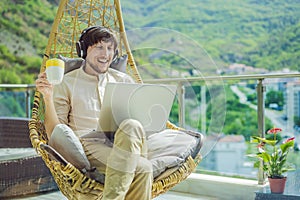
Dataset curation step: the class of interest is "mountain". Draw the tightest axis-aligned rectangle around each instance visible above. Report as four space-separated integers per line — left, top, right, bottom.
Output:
121 0 300 72
0 0 299 84
0 0 57 84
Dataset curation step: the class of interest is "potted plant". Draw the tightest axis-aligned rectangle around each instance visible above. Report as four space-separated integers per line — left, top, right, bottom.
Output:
248 127 295 194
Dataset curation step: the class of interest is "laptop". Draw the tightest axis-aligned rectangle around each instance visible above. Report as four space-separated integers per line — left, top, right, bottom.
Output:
97 82 177 135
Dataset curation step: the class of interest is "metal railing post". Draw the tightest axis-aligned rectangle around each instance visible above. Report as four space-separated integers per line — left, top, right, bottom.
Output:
201 85 206 134
257 78 266 185
26 89 31 118
177 82 185 128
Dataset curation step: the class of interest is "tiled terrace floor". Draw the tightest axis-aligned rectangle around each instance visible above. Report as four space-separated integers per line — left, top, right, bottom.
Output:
11 190 216 200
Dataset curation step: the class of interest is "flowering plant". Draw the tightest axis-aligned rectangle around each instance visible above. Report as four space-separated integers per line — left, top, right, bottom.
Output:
248 128 295 179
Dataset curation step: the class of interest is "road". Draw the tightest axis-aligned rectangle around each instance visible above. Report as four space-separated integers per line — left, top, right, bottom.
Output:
230 85 292 136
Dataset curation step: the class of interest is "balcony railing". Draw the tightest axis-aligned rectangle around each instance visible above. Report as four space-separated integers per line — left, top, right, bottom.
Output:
145 72 300 185
0 84 35 118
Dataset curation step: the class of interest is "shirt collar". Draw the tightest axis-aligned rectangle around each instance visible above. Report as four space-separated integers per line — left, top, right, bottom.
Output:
79 62 109 82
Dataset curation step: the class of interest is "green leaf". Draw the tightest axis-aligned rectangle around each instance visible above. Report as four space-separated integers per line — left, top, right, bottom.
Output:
251 136 277 146
258 152 271 163
253 161 260 169
280 140 294 153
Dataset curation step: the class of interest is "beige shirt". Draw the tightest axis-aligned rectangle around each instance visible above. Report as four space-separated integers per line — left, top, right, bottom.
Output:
53 65 134 137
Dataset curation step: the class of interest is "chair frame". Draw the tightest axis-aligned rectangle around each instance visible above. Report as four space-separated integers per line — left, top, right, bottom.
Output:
29 0 203 199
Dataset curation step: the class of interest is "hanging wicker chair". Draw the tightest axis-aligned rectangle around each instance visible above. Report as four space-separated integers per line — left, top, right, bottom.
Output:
29 0 204 199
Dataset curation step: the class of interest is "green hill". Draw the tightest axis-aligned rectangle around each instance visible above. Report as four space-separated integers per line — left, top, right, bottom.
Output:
0 0 299 84
122 0 300 73
0 0 57 84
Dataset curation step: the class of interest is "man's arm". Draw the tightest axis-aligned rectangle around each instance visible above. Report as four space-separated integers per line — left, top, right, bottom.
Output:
36 72 60 139
44 95 60 139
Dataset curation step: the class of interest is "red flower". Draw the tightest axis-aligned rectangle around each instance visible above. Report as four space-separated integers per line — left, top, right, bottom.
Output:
284 137 295 144
267 127 282 134
257 142 265 153
257 142 265 148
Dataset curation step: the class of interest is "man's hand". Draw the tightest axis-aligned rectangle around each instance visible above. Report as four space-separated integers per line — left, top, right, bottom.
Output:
36 72 53 101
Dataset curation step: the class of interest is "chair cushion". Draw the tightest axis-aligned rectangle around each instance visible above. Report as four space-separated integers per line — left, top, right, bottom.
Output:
147 129 201 178
48 124 92 172
58 54 128 74
48 124 202 180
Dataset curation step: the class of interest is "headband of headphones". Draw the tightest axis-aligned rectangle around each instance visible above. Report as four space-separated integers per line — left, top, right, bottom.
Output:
76 26 117 59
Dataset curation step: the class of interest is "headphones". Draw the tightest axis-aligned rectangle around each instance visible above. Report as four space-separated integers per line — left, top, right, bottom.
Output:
76 26 118 59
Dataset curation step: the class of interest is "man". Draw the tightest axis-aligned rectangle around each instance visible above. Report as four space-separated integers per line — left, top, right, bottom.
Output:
36 26 152 200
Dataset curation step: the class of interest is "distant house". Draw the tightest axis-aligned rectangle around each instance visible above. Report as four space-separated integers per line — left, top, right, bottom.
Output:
218 63 268 75
200 134 253 177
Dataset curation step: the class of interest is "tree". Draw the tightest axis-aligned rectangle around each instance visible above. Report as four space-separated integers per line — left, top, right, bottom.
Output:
265 90 284 109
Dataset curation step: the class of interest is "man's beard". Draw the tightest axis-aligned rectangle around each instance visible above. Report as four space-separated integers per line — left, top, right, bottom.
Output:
87 60 109 74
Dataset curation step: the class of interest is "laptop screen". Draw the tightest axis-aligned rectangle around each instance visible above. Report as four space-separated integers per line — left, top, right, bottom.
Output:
97 82 177 134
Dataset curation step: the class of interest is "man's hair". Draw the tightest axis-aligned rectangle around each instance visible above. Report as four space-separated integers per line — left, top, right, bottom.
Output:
76 26 118 58
82 27 118 49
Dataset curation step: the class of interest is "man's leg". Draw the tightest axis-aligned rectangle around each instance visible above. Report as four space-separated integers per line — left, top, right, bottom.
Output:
125 157 153 200
102 119 152 200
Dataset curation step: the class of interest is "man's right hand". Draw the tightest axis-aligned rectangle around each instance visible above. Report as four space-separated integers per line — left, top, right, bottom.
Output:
36 72 53 101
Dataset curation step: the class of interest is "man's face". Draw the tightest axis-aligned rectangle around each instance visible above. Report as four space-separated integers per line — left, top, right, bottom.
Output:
85 40 115 74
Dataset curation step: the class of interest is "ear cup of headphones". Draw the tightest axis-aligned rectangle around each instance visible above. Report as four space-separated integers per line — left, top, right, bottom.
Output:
112 49 119 61
76 40 86 58
76 26 98 58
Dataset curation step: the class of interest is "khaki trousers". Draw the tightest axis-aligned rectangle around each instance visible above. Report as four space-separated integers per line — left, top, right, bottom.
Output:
82 119 153 200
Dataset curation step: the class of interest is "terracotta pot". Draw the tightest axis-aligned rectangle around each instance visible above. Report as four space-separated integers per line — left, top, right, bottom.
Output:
268 177 287 194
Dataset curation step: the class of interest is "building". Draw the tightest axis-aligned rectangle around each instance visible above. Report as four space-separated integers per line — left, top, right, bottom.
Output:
286 81 300 132
201 134 253 177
